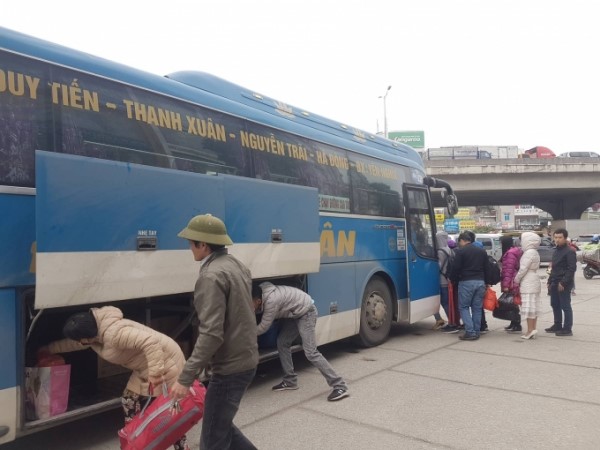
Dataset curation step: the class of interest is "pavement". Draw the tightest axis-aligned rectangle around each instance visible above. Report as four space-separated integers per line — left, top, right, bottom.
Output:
235 268 600 450
4 268 599 449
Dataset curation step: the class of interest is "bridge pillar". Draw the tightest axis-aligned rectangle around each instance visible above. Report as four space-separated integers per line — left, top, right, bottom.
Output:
535 196 590 220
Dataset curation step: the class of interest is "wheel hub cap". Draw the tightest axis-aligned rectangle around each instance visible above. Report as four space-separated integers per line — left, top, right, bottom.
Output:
366 293 386 329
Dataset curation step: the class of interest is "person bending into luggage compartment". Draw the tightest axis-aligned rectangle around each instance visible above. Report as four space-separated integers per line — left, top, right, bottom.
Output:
252 282 349 401
38 306 189 450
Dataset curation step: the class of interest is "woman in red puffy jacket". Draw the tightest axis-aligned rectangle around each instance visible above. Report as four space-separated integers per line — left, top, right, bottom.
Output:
500 235 523 332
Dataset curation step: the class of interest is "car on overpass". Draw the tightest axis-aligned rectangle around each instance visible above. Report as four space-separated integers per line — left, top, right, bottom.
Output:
556 151 600 158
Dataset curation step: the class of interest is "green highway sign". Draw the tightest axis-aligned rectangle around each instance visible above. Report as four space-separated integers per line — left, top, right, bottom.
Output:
387 130 425 149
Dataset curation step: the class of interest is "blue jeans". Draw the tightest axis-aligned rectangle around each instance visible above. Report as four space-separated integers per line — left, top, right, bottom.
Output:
277 306 346 390
550 282 573 331
200 368 257 450
458 279 486 336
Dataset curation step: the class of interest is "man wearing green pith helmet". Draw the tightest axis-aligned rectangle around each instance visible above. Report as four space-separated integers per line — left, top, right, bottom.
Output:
170 214 258 450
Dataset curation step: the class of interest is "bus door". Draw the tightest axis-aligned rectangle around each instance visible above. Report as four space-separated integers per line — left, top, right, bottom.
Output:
403 184 440 322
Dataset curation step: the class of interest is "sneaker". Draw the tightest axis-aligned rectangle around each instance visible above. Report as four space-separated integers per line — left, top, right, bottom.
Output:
272 381 299 391
480 327 489 334
555 329 573 336
433 319 446 330
504 324 514 331
507 325 522 333
327 388 349 401
545 325 562 333
441 325 459 334
458 333 479 341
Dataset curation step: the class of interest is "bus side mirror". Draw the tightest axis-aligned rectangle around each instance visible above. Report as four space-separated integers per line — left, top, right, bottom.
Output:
446 194 459 216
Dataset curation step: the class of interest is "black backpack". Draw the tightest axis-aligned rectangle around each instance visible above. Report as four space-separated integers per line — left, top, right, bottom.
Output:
484 254 501 285
438 248 455 280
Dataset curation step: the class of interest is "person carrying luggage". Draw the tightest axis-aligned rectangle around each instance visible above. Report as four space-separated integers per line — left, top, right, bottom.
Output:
170 214 259 450
38 306 189 450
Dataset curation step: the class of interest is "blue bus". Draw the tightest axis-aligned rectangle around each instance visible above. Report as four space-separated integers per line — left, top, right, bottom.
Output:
0 26 458 443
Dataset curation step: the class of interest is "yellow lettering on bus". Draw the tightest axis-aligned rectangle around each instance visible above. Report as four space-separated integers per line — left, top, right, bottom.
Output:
320 227 336 258
133 101 147 121
337 230 356 256
320 222 356 257
240 131 285 155
123 100 183 131
186 116 227 142
286 143 308 161
0 70 40 100
147 105 159 125
327 153 349 169
48 80 99 111
170 111 183 131
316 151 328 165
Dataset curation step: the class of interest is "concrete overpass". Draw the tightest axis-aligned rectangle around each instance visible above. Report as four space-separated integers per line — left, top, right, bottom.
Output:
424 157 600 219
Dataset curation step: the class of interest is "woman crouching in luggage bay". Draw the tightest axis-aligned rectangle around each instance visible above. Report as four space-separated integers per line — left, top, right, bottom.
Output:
38 306 189 450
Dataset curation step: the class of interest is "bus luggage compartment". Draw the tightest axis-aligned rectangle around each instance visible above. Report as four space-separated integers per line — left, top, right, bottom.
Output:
34 150 320 310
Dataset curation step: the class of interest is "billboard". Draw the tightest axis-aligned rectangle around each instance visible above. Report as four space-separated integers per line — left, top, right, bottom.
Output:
444 218 460 233
387 130 424 149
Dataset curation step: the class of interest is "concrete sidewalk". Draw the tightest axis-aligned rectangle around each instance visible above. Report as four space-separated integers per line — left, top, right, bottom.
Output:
5 269 597 450
235 268 600 449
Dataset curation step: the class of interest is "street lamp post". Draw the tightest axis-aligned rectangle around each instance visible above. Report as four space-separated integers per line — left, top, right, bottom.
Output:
379 85 392 138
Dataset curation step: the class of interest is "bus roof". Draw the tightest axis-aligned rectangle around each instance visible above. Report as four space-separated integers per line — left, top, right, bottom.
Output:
167 71 415 160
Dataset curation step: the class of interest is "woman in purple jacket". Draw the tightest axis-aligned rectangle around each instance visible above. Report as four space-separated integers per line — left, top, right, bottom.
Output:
500 235 523 332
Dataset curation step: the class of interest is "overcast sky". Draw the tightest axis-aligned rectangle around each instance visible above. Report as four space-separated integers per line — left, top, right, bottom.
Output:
2 0 598 154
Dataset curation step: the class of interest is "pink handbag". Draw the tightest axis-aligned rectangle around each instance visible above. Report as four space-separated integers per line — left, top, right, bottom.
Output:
25 364 71 419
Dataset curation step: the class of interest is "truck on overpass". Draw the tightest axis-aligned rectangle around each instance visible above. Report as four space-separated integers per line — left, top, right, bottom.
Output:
520 146 556 158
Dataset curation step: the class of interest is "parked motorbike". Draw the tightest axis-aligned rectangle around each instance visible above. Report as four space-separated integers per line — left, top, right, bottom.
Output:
583 257 600 279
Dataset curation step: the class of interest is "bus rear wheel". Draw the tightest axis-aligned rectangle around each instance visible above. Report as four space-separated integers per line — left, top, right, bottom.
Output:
356 277 393 347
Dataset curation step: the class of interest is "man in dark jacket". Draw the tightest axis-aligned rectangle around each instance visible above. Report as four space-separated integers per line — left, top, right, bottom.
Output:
171 214 259 450
450 231 488 341
546 228 577 336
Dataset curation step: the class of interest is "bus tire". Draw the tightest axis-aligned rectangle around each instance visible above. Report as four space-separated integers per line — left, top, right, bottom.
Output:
356 276 393 347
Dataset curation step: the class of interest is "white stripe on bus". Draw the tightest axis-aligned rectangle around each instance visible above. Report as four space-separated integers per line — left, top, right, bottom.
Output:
35 242 320 309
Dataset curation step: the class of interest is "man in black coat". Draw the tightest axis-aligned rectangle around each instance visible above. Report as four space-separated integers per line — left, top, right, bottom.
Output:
450 231 488 341
546 228 577 336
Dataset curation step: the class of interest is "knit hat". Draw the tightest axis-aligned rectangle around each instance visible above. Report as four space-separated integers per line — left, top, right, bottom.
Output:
62 311 98 340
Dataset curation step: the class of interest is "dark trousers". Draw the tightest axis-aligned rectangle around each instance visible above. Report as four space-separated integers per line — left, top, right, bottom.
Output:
201 368 257 450
550 283 573 331
448 282 461 326
440 285 450 319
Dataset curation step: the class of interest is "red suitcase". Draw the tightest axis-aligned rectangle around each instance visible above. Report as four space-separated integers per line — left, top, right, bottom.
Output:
119 380 206 450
